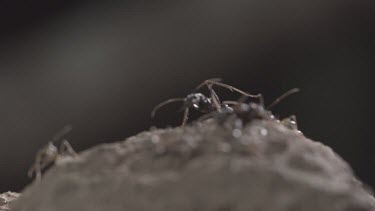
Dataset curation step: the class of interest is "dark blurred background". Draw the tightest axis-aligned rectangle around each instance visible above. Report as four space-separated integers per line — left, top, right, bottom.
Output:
0 0 374 192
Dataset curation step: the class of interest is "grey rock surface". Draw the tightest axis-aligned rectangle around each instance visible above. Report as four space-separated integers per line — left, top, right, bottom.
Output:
0 192 20 211
11 119 375 211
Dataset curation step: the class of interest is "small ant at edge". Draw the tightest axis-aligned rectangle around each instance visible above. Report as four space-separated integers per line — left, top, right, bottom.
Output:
28 125 77 182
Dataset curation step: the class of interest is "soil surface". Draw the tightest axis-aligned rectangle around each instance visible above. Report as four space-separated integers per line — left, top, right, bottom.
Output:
10 118 375 211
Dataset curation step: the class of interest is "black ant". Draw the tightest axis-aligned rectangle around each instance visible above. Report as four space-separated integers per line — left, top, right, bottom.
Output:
151 78 262 126
28 125 77 182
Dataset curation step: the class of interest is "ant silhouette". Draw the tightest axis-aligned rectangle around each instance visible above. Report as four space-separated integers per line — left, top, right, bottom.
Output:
151 78 262 126
28 125 77 182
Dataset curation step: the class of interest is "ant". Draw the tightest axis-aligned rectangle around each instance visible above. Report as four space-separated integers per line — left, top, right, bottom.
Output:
28 125 77 182
199 88 300 129
151 78 262 126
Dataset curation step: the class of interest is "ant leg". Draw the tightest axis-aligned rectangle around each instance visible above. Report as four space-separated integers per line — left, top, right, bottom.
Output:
29 154 42 182
35 164 42 182
267 88 299 109
259 94 265 107
51 125 72 143
222 101 240 106
59 140 77 156
194 78 222 92
181 108 190 126
204 80 262 99
207 84 222 110
27 149 43 178
27 165 35 178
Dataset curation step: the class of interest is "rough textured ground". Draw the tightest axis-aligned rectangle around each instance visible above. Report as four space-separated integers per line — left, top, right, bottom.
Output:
0 192 20 211
11 119 375 211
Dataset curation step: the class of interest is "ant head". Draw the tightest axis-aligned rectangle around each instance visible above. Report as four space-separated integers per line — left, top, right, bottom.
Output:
184 93 208 109
46 142 58 154
40 142 59 162
42 142 58 158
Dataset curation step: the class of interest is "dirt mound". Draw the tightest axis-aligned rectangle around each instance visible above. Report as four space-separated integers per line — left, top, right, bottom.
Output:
11 119 375 211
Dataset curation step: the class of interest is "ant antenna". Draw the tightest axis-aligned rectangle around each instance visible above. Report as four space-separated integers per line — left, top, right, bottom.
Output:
221 101 239 106
181 108 189 126
266 88 300 109
51 125 72 143
151 98 185 118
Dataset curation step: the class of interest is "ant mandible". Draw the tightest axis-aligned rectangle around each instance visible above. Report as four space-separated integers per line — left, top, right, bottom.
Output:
151 78 262 126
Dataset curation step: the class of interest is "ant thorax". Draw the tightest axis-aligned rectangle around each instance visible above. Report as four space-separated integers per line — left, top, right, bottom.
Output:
184 93 214 113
